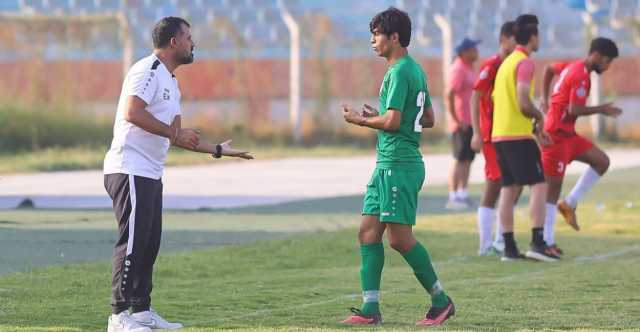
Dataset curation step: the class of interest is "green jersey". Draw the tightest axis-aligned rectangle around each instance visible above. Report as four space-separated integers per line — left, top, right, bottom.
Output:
376 54 431 169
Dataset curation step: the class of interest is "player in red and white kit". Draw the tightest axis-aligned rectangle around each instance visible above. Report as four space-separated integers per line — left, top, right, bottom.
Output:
540 37 622 255
470 21 516 255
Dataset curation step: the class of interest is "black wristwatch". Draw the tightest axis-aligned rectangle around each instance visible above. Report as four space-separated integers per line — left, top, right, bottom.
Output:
212 144 222 159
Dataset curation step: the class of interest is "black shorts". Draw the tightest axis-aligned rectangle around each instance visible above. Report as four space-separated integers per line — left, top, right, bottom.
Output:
451 127 476 162
494 139 545 186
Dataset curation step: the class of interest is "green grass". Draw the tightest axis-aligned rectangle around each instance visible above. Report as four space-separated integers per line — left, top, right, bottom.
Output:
0 169 639 331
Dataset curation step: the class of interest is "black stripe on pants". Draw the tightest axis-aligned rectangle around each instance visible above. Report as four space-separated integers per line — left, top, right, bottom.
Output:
104 173 163 314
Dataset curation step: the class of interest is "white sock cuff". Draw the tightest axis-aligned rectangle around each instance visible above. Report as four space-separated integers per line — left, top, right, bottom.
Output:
363 290 380 303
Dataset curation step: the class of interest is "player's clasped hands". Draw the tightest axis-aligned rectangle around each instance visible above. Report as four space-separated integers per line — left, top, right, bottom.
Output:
341 103 364 124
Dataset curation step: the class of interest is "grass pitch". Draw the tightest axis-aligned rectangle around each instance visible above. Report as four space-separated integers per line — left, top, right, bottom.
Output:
0 168 639 331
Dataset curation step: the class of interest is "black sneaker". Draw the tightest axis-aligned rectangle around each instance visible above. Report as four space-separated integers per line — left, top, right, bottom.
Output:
525 243 560 262
501 249 526 261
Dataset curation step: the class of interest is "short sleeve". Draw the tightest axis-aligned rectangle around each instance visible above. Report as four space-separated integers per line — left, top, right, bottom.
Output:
424 82 433 108
386 69 408 111
568 75 589 106
448 67 464 93
473 63 494 94
125 67 158 105
552 61 570 75
516 59 535 84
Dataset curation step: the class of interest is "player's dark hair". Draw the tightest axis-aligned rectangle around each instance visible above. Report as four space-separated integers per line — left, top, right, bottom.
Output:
152 16 190 49
499 21 515 40
514 14 538 45
589 37 619 59
369 7 412 47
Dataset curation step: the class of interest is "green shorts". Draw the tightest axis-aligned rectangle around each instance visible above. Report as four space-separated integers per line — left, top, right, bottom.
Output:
362 166 425 225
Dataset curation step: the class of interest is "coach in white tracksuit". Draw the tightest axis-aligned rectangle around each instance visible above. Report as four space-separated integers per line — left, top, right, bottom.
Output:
103 17 253 332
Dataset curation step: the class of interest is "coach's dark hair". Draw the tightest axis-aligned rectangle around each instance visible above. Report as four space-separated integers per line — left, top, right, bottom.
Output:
152 16 190 49
513 14 538 45
369 7 412 47
589 37 619 58
499 21 515 40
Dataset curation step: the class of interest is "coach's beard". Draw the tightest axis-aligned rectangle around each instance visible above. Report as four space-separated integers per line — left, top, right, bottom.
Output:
178 49 194 64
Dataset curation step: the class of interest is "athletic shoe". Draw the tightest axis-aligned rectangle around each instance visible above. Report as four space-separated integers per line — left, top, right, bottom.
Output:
131 308 183 330
492 240 505 254
341 308 382 325
445 198 468 210
478 246 502 256
458 196 475 208
547 244 564 256
525 243 560 262
558 200 579 231
107 312 152 332
416 296 455 326
501 249 526 261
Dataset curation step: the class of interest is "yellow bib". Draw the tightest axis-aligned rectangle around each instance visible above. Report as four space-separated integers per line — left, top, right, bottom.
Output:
491 49 535 140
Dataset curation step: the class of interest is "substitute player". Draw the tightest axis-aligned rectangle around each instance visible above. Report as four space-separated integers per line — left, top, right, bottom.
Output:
491 14 559 262
470 21 516 256
540 37 621 253
103 17 253 332
339 7 455 327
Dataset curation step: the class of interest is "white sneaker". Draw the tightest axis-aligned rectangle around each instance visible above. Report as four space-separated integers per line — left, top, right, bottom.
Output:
107 311 152 332
131 308 184 330
445 198 468 210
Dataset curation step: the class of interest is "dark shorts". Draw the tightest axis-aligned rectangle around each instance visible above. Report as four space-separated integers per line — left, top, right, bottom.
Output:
451 127 476 162
494 139 545 187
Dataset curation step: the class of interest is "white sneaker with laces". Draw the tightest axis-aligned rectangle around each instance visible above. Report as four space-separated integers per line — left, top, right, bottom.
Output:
131 308 184 330
107 311 152 332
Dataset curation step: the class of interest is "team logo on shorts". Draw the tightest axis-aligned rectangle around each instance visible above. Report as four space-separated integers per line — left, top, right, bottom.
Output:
163 88 171 100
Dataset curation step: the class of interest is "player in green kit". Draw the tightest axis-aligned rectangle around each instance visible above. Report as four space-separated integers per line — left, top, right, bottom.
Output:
340 7 455 327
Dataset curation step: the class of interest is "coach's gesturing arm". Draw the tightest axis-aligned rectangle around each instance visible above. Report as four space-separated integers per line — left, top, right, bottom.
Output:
167 115 253 159
123 95 200 149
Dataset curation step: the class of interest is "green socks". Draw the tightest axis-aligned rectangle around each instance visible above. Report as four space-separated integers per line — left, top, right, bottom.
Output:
402 241 449 308
360 242 384 316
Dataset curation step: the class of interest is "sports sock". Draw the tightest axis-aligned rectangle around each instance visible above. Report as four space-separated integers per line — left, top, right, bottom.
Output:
494 212 504 244
477 207 495 252
401 242 449 308
360 243 384 316
449 191 457 201
503 232 517 253
565 167 601 208
532 227 545 247
544 203 557 245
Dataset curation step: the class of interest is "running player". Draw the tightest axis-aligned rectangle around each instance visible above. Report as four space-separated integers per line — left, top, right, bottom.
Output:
339 7 455 327
470 21 516 256
540 37 621 254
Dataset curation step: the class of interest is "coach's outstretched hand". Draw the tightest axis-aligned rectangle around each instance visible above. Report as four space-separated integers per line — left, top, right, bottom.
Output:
219 139 254 160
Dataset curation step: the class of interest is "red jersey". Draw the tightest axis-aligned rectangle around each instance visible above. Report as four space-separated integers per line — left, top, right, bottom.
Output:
473 54 502 143
545 60 590 135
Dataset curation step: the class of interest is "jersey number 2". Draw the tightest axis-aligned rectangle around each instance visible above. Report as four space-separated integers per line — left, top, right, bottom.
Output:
414 91 425 133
